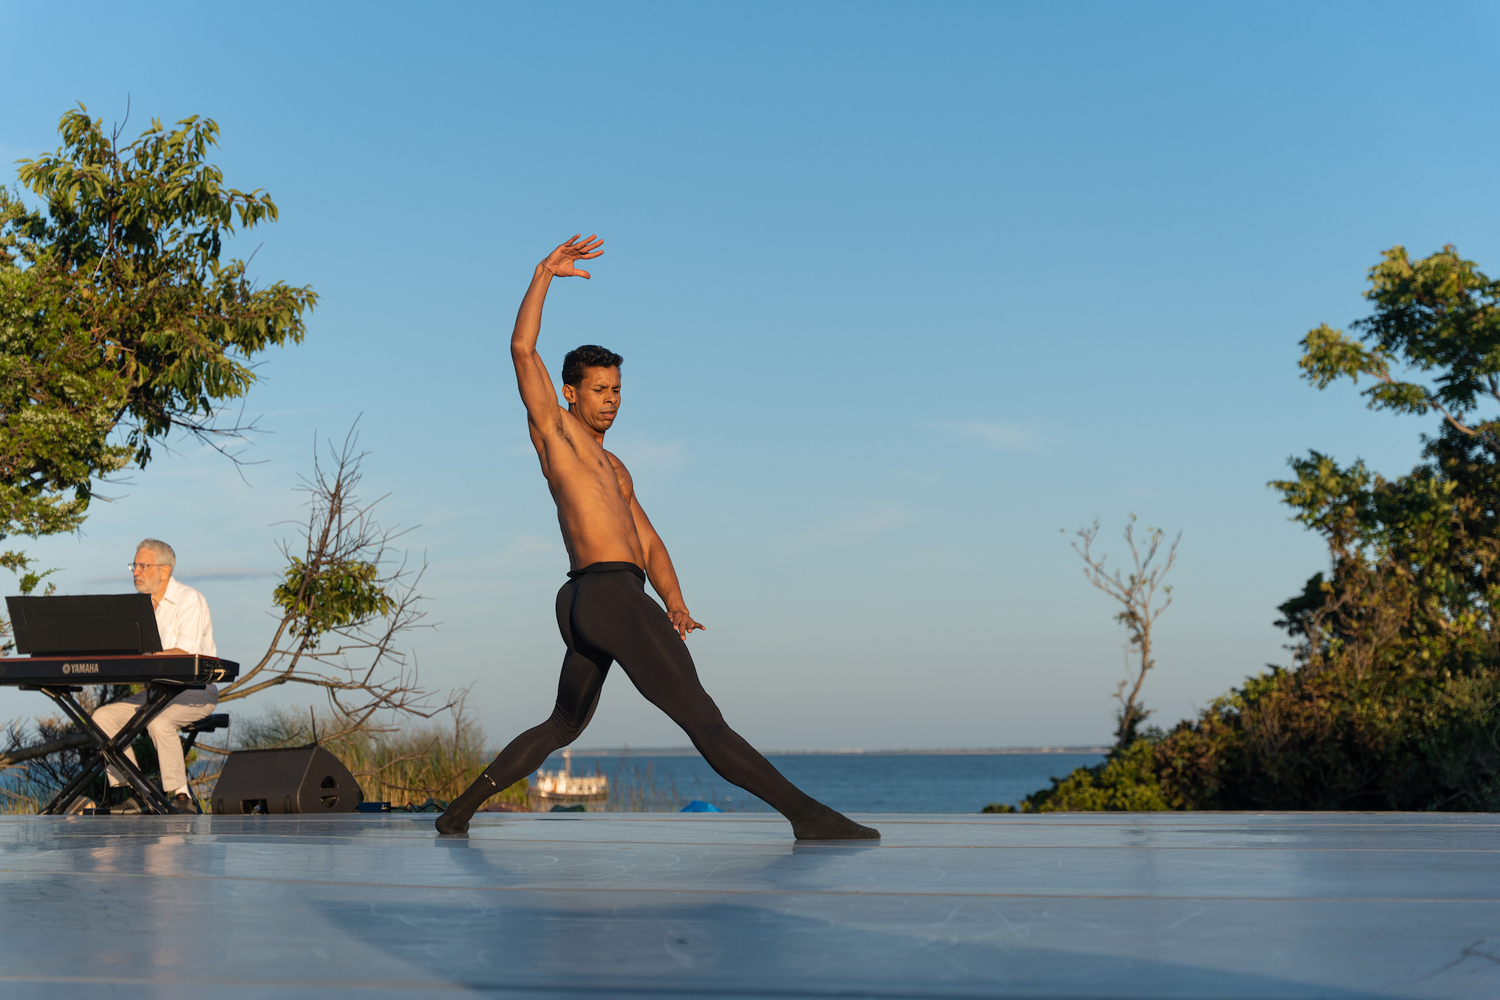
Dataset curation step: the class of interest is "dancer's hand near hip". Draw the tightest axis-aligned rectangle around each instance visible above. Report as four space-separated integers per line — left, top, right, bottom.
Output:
669 608 705 641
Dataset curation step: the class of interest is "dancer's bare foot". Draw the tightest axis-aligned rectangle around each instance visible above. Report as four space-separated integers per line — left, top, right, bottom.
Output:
792 800 880 841
776 787 880 840
435 809 470 835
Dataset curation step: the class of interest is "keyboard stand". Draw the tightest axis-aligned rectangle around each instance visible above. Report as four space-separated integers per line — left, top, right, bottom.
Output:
29 681 204 816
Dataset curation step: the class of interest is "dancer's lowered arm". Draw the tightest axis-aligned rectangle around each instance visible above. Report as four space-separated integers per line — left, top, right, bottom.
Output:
613 456 704 640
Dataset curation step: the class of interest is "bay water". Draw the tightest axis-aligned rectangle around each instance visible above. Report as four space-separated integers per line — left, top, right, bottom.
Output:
540 750 1107 813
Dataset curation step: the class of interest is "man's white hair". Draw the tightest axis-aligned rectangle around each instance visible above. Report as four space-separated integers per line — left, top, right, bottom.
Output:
136 538 177 569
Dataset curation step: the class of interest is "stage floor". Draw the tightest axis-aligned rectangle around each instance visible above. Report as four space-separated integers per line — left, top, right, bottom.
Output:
0 811 1495 998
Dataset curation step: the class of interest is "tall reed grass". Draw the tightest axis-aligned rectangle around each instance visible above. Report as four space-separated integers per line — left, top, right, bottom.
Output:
0 779 47 814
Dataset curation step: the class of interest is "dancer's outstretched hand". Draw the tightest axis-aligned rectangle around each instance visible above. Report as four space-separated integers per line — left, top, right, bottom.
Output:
541 234 604 279
669 608 705 640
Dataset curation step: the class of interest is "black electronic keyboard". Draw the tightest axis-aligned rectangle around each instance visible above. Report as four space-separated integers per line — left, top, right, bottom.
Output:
0 654 239 686
2 654 240 816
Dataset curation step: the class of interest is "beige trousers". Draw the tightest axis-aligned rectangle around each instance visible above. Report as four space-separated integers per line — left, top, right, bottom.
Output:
92 686 218 796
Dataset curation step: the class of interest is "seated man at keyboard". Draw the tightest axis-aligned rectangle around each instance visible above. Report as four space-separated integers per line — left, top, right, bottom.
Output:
92 538 218 813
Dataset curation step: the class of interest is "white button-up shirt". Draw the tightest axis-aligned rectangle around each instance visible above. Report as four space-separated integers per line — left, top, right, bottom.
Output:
156 576 216 657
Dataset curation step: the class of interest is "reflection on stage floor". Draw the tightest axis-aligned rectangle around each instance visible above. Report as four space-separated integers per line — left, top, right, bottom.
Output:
0 811 1495 998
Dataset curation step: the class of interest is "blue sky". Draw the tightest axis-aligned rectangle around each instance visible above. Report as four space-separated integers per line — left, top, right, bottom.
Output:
3 2 1499 749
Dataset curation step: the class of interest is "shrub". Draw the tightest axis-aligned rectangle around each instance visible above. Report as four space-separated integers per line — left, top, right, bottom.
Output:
1021 736 1169 812
1151 661 1500 812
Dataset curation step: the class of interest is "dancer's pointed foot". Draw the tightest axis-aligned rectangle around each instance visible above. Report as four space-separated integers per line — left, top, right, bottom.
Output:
775 787 879 841
435 809 471 835
792 800 880 841
436 770 505 835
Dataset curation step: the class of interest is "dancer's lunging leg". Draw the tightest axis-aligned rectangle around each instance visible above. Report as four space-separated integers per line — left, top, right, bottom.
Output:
436 599 609 830
439 565 876 838
438 234 878 841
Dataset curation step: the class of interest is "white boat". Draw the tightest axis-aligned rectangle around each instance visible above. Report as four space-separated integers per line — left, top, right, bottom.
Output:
531 747 608 805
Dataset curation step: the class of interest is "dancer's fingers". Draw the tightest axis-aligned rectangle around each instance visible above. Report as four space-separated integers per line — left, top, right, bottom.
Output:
574 268 591 279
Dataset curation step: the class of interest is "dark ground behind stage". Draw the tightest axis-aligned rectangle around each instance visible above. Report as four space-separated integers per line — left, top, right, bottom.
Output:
0 811 1495 998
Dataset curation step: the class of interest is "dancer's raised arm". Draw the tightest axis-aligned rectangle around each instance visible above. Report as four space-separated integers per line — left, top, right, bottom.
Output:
511 234 604 429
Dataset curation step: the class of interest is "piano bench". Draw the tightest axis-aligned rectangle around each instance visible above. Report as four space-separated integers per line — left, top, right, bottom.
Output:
179 714 229 763
181 714 229 735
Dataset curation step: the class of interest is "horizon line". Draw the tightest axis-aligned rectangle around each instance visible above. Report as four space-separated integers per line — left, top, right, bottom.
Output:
551 745 1111 757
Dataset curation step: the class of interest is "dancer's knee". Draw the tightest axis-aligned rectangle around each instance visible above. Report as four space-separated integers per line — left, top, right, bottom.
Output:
676 691 726 731
682 713 732 748
545 706 588 745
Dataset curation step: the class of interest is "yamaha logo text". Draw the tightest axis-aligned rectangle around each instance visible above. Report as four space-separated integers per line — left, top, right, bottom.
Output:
62 662 100 675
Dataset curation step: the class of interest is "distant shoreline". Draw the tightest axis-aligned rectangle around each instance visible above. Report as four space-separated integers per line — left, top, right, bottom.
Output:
558 746 1110 757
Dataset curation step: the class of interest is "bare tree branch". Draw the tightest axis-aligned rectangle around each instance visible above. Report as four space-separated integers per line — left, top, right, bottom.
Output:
0 732 89 768
1074 515 1181 749
215 424 456 732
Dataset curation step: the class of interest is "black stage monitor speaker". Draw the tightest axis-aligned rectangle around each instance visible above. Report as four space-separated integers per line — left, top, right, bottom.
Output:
5 594 162 656
211 745 363 815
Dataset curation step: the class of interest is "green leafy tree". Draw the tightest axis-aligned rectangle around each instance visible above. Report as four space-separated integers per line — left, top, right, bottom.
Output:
1153 244 1500 811
0 105 316 542
1299 245 1500 444
1009 245 1500 813
1160 245 1500 811
0 551 56 656
1273 246 1500 686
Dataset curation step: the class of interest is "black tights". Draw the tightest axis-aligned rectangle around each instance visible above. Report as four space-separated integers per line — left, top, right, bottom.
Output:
438 563 876 839
445 563 793 810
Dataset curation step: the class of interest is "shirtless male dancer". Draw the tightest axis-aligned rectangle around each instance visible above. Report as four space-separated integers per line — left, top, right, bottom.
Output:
436 235 878 840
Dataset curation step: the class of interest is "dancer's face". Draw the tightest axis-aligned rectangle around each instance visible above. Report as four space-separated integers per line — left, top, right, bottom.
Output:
563 366 621 434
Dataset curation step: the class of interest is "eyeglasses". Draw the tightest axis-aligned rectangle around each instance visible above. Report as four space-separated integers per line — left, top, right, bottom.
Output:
127 562 163 572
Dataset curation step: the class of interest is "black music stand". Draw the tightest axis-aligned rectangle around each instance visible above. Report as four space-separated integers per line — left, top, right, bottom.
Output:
6 595 200 816
6 594 163 656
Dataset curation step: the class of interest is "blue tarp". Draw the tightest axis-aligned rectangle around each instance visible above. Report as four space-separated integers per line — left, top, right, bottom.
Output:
680 800 721 813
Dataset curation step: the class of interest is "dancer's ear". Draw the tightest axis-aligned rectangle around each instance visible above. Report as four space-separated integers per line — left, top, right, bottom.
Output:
562 382 578 406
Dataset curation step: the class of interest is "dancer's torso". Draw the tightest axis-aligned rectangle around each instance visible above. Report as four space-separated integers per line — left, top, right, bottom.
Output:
530 405 646 571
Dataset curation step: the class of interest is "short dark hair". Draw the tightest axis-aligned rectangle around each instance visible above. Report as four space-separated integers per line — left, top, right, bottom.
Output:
561 345 624 387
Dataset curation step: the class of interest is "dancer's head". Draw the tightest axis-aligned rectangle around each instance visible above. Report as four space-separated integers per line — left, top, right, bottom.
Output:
561 344 623 434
